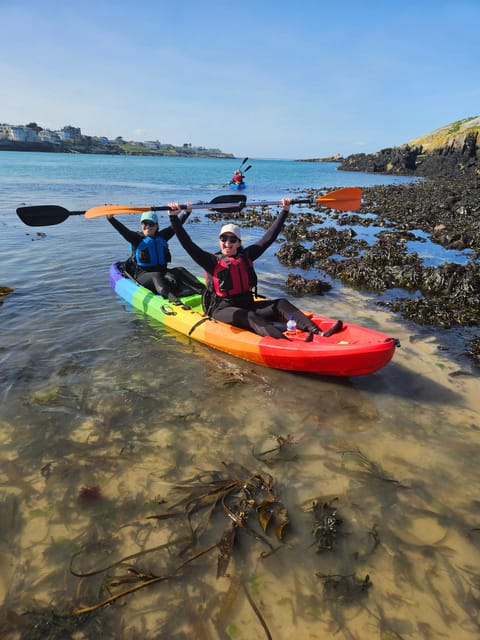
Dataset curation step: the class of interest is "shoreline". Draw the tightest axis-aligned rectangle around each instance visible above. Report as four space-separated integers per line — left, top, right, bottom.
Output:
0 141 234 159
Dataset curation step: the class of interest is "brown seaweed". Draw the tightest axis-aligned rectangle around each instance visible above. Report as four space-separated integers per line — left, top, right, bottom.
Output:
309 498 343 552
339 447 405 486
252 433 302 463
70 462 288 616
317 572 372 603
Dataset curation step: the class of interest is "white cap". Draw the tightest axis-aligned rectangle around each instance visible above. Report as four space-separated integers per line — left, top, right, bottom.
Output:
219 223 241 240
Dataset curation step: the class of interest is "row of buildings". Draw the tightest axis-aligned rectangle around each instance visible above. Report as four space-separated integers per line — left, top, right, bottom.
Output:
0 122 231 157
0 123 83 145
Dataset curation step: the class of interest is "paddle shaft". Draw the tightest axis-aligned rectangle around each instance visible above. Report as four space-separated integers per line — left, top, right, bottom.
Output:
17 187 361 226
132 201 245 213
148 197 301 212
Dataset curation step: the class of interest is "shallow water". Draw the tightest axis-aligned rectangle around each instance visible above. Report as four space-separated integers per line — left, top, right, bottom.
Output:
1 153 479 639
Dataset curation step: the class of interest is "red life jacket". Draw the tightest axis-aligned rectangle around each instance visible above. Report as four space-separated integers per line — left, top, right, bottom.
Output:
208 251 257 296
232 171 243 184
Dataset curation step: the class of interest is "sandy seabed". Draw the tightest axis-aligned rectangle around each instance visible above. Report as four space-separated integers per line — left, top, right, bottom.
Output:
1 289 479 639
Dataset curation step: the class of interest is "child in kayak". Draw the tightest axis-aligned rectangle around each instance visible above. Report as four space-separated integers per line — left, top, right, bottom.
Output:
168 198 323 339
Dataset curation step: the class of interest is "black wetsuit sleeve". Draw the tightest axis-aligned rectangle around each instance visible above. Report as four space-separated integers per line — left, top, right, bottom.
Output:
158 210 191 240
107 216 141 246
170 214 217 273
246 209 289 261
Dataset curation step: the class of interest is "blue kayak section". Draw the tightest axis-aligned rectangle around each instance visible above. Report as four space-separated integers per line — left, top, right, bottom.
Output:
230 182 246 190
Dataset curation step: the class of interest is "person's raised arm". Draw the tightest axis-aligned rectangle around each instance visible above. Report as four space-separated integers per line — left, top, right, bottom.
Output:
106 214 139 243
247 197 291 260
168 203 217 272
159 205 192 240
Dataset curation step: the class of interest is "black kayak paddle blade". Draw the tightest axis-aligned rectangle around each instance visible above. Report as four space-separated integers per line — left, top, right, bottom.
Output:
17 205 72 226
209 194 247 214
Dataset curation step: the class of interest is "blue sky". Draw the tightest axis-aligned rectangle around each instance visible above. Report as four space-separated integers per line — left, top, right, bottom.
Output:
2 0 479 159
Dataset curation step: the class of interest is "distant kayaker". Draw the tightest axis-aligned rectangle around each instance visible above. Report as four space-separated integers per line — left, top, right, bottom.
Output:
168 198 323 339
231 170 244 185
107 210 191 301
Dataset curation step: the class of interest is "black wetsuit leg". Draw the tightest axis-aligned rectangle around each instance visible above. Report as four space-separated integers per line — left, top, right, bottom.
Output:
136 270 175 299
212 305 287 339
252 298 320 333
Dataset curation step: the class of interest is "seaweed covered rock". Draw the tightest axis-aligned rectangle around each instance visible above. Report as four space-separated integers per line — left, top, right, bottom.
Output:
276 242 314 269
285 273 332 295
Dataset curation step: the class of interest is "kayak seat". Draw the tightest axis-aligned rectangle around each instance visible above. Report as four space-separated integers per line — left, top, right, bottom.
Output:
117 261 204 298
167 267 206 297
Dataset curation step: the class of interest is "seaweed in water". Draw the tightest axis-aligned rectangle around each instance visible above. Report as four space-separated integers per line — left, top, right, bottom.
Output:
0 606 108 640
69 460 289 639
308 498 343 552
338 446 405 485
317 572 372 603
252 433 303 463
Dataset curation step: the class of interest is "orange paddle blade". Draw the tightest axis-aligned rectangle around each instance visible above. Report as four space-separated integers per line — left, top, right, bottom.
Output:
326 199 362 212
316 187 362 204
316 187 362 212
85 204 153 219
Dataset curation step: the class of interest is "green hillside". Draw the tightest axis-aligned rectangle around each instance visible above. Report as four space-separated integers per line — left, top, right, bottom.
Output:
407 116 480 152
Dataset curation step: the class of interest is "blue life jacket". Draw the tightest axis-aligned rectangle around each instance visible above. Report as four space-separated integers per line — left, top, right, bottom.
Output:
134 235 171 268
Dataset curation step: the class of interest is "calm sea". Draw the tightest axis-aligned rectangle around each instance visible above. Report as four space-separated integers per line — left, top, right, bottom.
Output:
1 151 479 639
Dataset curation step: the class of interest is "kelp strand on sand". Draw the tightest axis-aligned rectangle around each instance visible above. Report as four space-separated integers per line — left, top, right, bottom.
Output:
69 462 290 637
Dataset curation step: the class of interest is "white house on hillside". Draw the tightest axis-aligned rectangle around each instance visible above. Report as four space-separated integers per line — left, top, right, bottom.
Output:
0 124 40 141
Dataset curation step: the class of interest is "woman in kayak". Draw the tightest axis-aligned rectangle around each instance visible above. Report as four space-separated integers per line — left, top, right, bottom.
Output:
107 209 191 301
168 198 323 339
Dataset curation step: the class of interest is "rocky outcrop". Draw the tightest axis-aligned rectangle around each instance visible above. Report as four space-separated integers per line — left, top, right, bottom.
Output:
338 116 480 178
297 154 344 163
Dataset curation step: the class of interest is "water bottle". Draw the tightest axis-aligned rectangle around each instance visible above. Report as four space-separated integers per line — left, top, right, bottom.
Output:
286 315 297 333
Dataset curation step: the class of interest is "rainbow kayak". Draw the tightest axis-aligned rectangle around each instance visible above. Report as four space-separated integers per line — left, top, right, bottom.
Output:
109 262 398 376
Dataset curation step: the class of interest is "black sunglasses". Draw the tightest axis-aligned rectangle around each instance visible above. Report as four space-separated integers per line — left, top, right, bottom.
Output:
141 220 156 227
219 234 239 243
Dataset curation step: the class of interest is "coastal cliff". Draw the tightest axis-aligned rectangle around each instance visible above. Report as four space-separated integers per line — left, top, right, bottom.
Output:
338 116 480 178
